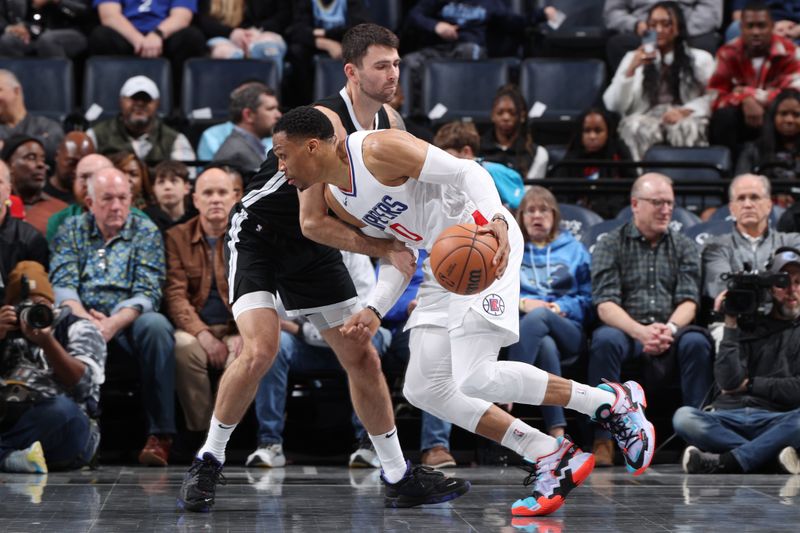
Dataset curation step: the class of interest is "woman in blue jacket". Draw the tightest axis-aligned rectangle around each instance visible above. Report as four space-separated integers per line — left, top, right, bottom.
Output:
508 186 593 438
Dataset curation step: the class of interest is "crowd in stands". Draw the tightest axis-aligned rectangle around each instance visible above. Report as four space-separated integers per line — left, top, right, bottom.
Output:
1 0 800 479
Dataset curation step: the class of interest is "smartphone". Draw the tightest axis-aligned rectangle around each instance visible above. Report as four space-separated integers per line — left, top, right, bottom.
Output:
642 29 657 54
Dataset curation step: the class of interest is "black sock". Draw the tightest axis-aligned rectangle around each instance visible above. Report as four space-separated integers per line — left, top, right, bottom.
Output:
719 452 743 473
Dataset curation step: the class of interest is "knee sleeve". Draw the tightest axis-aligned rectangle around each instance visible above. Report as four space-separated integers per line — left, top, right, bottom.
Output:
405 326 491 432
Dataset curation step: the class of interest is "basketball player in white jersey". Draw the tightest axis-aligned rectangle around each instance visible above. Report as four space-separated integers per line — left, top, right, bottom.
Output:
272 106 657 517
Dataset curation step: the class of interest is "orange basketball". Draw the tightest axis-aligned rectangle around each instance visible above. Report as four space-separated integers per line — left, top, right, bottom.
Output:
430 223 499 295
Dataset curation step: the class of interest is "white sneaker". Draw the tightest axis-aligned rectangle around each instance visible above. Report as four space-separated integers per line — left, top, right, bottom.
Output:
349 437 381 468
778 447 800 475
1 441 48 473
245 443 286 468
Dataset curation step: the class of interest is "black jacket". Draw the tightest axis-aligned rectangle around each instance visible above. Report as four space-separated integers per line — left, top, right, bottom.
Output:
0 211 48 291
714 319 800 412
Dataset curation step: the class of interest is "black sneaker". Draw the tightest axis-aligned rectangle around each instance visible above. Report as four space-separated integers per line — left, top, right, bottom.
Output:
682 446 721 474
382 460 470 508
177 453 227 512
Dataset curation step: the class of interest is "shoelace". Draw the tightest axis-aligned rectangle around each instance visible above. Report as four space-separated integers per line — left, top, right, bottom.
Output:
190 459 227 491
519 462 541 489
604 415 637 452
411 465 445 478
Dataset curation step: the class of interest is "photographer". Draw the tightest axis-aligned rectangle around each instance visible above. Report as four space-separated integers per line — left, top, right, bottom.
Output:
0 261 106 473
674 248 800 474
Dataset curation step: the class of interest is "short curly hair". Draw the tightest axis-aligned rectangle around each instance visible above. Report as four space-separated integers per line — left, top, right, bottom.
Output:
273 106 334 141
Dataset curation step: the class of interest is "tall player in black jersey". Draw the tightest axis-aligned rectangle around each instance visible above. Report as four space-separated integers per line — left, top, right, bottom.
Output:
178 24 470 512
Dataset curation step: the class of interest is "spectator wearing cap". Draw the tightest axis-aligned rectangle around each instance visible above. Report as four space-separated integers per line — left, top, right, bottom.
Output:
50 165 176 466
211 82 280 173
0 158 48 287
0 69 63 160
87 75 196 168
674 247 800 475
0 0 93 59
44 131 95 205
0 260 106 473
3 133 66 235
88 0 205 93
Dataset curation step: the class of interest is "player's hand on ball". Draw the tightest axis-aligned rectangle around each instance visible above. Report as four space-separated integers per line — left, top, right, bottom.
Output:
385 239 417 279
340 308 380 343
478 217 510 278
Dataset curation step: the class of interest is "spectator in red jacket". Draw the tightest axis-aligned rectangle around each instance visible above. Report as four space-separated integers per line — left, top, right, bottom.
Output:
708 2 800 157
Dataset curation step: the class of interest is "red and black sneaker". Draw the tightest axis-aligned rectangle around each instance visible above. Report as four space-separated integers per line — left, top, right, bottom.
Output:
511 438 595 517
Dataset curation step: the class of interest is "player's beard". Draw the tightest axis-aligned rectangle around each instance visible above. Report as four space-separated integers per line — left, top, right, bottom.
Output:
360 82 396 104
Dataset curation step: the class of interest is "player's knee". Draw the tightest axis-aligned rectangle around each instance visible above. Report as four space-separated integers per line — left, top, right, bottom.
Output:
342 344 383 377
239 339 279 377
456 363 496 399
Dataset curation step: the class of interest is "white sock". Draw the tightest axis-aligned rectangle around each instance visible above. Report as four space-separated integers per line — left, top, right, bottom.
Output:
369 427 407 484
565 381 616 418
501 418 559 462
197 415 237 464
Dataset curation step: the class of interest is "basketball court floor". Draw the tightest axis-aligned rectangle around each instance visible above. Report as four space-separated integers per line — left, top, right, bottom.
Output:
2 464 798 532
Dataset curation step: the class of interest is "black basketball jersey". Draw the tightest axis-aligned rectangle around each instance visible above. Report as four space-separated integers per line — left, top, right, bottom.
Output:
239 89 391 238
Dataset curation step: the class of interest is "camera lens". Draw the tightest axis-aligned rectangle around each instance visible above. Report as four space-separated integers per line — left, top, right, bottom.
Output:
20 304 54 329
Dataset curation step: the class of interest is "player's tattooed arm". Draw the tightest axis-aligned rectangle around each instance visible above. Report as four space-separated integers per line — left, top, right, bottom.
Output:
384 104 407 131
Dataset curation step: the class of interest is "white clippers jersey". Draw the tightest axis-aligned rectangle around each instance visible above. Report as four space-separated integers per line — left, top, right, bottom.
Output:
327 130 488 251
329 130 523 345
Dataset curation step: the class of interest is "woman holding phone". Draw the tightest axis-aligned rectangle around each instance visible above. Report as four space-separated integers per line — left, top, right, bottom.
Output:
602 1 715 160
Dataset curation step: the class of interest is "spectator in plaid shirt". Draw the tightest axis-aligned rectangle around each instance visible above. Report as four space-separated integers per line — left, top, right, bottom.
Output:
709 2 800 157
588 173 713 467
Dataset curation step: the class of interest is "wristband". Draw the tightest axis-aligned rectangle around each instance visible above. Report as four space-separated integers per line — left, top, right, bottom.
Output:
366 305 382 321
491 213 508 230
152 28 165 39
667 321 678 335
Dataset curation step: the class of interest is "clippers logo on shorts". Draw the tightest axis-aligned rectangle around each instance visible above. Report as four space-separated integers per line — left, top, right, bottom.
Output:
362 194 409 230
482 294 505 316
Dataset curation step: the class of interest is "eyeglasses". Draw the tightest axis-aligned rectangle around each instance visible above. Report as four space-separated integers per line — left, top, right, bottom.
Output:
636 197 674 209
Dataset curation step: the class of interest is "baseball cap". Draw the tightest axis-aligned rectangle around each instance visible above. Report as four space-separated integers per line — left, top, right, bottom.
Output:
1 134 44 162
120 75 160 100
4 261 54 304
770 248 800 274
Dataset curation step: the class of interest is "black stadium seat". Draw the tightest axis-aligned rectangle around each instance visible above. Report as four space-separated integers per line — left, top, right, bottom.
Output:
0 58 73 121
182 58 280 121
519 58 605 143
559 203 604 242
642 145 732 180
519 58 605 122
421 58 518 124
313 56 346 103
642 145 732 212
83 57 172 120
538 0 608 56
364 0 402 30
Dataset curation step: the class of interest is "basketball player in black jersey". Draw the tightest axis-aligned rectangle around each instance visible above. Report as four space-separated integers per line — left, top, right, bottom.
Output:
178 23 470 512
